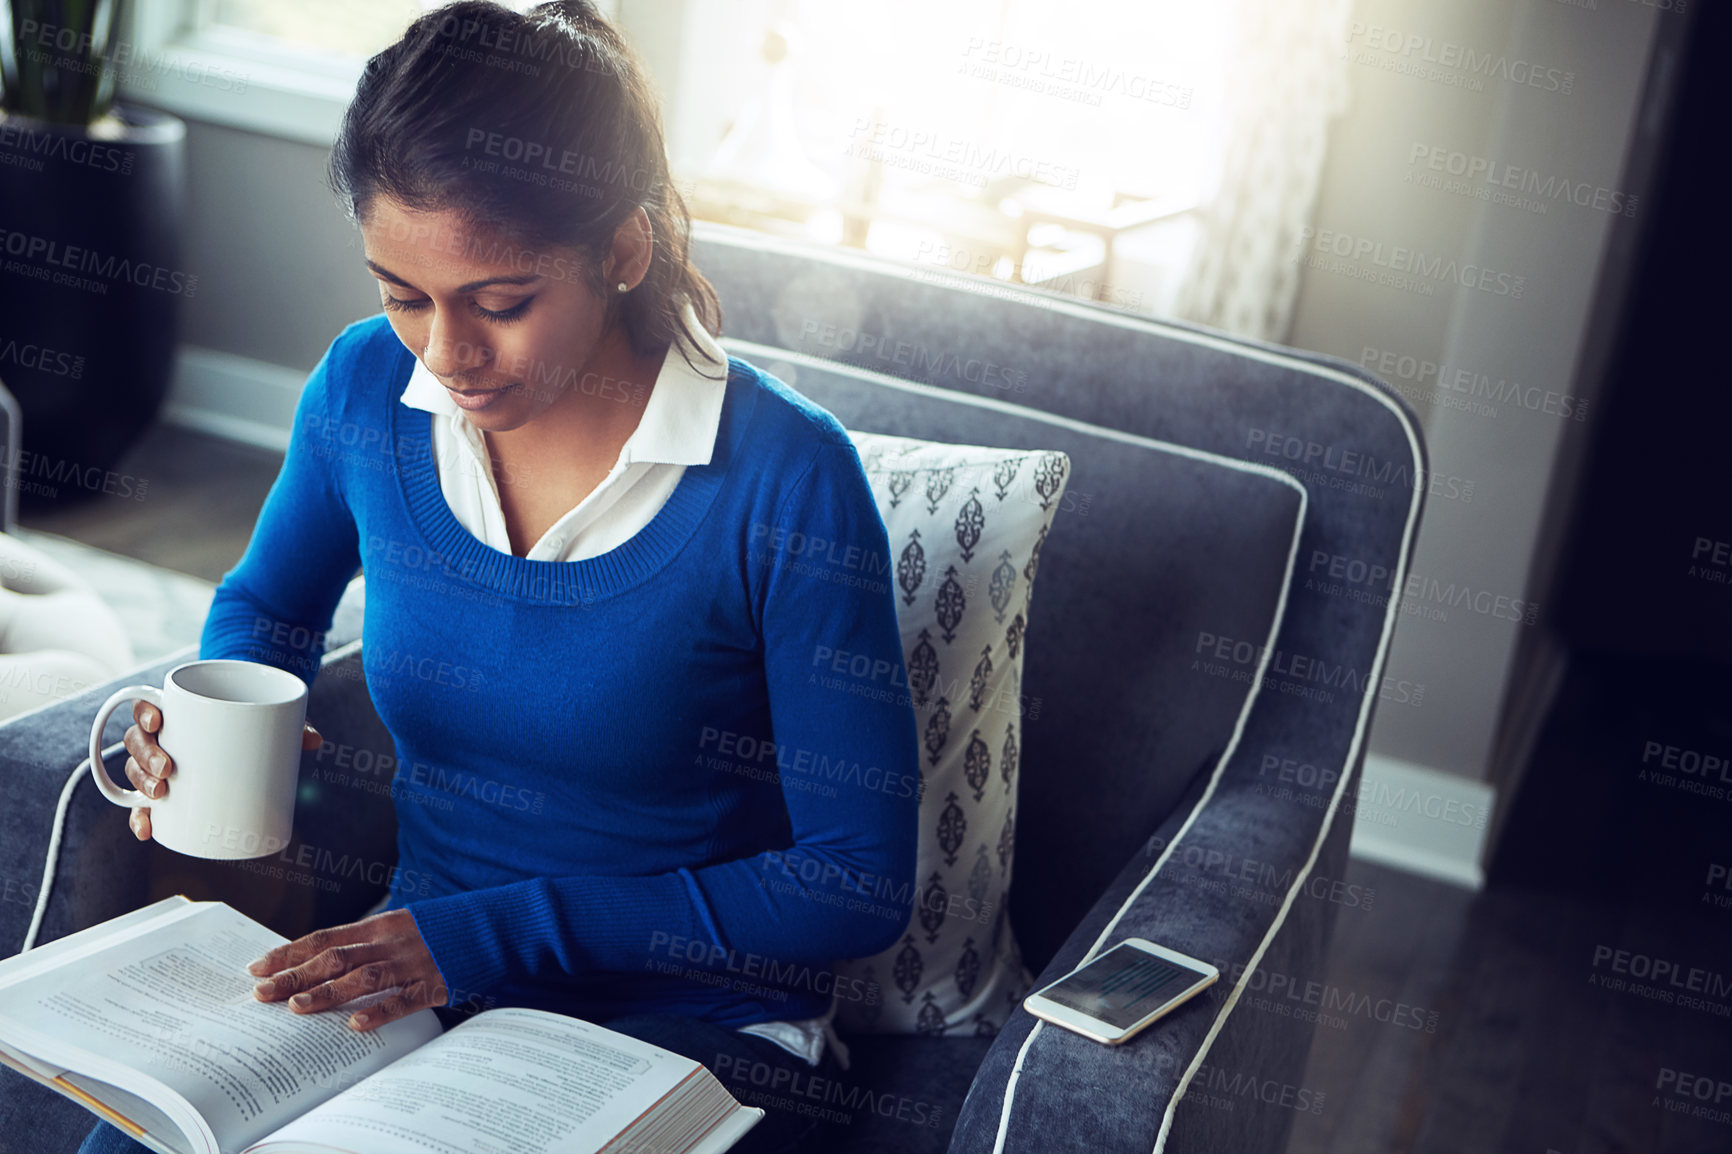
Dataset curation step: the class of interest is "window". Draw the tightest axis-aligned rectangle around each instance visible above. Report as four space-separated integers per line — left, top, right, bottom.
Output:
116 0 1232 311
686 0 1237 313
118 0 561 145
205 0 437 61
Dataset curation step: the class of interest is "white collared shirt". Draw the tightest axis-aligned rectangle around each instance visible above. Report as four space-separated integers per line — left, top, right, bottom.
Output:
397 304 845 1069
398 304 729 561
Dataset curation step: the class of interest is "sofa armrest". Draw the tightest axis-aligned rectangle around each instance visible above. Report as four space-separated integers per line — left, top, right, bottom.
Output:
0 641 397 957
949 735 1366 1154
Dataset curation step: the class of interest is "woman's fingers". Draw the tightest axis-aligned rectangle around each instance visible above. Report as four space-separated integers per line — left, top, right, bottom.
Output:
351 983 436 1031
124 755 166 800
120 702 168 835
248 923 370 981
124 703 172 787
253 941 369 1002
272 949 394 1012
246 911 447 1030
301 722 323 751
132 698 163 734
122 723 170 781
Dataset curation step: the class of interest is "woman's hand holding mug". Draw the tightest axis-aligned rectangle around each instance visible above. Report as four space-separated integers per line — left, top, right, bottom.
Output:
90 659 316 858
123 697 323 843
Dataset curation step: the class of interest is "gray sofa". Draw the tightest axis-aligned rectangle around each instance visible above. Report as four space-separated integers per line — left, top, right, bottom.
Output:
0 224 1425 1153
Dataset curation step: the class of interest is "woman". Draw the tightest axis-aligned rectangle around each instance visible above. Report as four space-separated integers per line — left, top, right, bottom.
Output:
80 3 918 1151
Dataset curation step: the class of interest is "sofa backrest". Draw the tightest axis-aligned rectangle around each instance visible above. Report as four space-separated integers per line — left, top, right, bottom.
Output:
0 642 400 955
746 358 1303 970
690 223 1426 971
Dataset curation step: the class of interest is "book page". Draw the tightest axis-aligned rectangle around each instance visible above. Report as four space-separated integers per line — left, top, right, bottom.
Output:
0 896 198 993
59 1072 196 1154
0 1042 191 1154
248 1008 710 1154
0 902 440 1154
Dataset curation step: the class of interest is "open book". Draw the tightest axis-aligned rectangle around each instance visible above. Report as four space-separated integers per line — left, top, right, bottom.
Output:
0 897 763 1154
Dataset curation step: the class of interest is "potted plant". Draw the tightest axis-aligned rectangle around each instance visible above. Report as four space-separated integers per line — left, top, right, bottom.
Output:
0 0 187 499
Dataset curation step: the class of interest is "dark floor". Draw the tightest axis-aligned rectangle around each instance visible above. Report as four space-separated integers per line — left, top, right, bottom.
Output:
22 422 1732 1154
1286 859 1732 1154
1286 653 1732 1154
19 422 285 583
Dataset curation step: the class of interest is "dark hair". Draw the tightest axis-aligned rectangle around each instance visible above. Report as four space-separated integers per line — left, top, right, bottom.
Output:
330 0 721 366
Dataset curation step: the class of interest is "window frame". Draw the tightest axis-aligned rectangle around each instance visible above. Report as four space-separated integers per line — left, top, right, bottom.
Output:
117 0 618 145
119 0 364 144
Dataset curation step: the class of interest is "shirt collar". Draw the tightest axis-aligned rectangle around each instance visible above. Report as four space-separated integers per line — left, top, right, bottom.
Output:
399 301 728 467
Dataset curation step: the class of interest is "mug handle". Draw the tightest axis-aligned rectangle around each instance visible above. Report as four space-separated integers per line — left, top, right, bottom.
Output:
89 686 163 808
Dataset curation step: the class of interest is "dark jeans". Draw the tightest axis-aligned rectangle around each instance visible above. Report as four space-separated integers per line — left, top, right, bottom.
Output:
79 1011 844 1154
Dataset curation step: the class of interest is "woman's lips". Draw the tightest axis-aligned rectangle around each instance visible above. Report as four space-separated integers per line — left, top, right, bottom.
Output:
447 382 518 411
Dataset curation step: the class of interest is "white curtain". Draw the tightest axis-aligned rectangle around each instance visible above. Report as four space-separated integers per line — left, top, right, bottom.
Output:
1173 0 1355 343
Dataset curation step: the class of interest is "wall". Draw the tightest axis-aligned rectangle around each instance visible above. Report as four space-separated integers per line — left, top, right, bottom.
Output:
177 123 379 369
1284 0 1668 794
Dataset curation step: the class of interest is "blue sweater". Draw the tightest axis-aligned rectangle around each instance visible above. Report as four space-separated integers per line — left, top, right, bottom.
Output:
200 315 920 1027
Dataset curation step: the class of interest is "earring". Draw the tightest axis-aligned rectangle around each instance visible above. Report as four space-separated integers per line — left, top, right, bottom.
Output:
617 282 629 293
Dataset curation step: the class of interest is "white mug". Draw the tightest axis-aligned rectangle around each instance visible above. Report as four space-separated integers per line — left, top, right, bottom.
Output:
88 659 308 860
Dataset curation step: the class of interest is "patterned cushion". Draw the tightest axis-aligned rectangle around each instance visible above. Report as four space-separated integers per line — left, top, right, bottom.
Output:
834 431 1072 1037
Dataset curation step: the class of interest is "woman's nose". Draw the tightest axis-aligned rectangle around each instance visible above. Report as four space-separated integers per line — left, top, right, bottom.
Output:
422 317 488 377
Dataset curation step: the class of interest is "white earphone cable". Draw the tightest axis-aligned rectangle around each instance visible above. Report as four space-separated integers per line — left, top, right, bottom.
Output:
21 741 124 953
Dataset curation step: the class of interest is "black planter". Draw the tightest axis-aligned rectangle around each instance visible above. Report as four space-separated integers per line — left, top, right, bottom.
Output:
0 102 186 502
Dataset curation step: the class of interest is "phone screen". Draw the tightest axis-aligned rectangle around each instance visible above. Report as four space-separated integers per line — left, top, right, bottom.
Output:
1039 942 1214 1030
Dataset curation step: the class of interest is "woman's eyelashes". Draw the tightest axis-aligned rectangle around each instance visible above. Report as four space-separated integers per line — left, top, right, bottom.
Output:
381 293 535 325
473 297 534 324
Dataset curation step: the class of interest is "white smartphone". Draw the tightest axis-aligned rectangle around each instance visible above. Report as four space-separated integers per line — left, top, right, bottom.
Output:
1022 937 1220 1045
